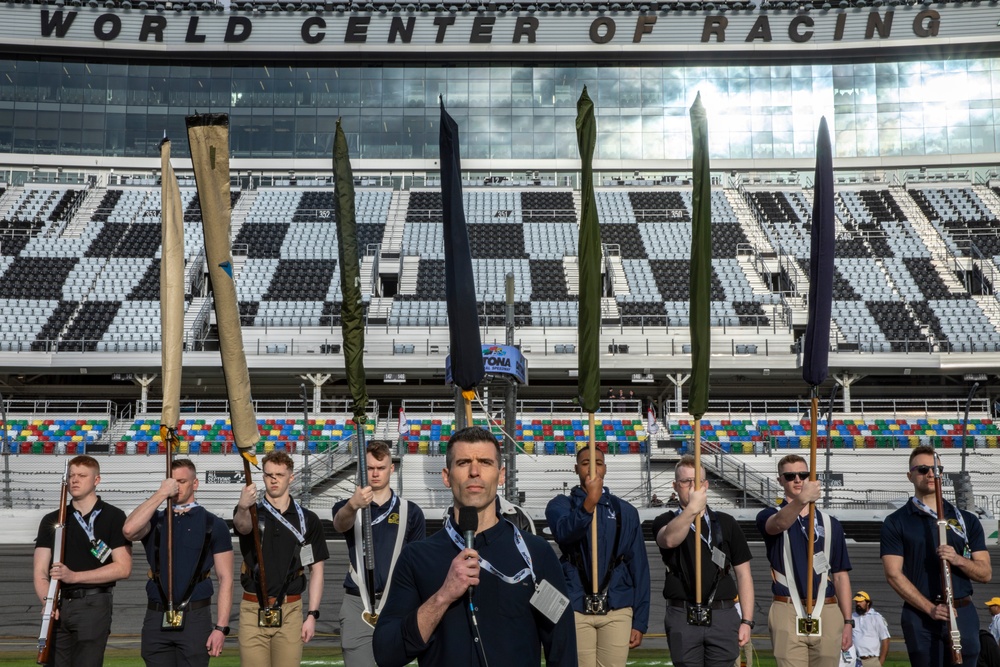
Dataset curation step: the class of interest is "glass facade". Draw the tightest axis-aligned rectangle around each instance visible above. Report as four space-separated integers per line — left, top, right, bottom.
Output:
2 56 999 161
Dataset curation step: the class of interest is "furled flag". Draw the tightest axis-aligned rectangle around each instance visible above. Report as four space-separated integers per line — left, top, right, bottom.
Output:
803 117 835 388
440 98 485 394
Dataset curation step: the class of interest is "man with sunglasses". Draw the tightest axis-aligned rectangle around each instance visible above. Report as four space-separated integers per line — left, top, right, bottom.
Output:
881 445 991 666
653 454 754 667
756 454 854 666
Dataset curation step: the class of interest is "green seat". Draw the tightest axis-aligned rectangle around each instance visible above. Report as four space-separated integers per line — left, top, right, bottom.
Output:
210 442 222 454
32 441 43 454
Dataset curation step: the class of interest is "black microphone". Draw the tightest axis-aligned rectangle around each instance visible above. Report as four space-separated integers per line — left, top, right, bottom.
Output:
458 506 478 599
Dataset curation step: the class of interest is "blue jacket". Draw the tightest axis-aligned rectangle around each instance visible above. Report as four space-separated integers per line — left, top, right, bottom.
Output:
545 486 650 633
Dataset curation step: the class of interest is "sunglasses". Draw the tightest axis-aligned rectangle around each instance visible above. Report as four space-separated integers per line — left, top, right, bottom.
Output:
781 471 810 482
909 465 938 475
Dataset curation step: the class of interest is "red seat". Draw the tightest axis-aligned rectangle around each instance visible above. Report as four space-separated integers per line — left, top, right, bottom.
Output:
43 442 55 454
137 442 148 454
115 442 127 455
66 442 77 455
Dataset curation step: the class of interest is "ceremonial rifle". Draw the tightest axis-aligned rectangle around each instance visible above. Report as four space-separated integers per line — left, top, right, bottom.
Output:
934 452 962 664
37 461 69 665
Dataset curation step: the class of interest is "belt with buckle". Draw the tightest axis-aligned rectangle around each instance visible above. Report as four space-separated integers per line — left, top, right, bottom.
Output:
64 586 112 600
242 592 301 605
665 598 736 610
148 598 211 612
773 595 837 605
860 657 879 660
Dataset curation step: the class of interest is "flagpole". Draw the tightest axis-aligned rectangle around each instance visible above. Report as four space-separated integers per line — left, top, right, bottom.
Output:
688 92 712 610
801 116 835 632
693 421 702 604
332 118 377 618
806 387 819 616
589 413 598 595
158 135 183 626
575 86 602 602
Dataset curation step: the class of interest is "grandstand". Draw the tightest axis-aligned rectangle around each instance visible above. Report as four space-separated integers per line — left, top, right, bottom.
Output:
0 1 999 535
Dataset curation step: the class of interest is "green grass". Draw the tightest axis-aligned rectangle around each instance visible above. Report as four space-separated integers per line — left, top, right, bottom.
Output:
0 647 917 666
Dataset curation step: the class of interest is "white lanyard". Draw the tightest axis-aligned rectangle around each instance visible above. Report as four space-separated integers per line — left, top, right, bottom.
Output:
796 513 824 542
173 502 199 513
911 496 968 543
260 499 307 545
371 494 398 527
74 509 102 542
690 510 712 550
444 517 536 586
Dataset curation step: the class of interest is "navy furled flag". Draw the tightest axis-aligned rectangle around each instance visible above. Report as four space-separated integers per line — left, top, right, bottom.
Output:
440 98 484 392
576 86 601 415
803 117 834 387
688 93 712 420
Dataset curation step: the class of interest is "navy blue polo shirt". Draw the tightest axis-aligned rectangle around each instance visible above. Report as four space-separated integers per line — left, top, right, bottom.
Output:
881 499 986 601
756 503 851 598
142 505 232 604
332 491 426 594
35 497 130 594
372 514 577 667
545 486 650 633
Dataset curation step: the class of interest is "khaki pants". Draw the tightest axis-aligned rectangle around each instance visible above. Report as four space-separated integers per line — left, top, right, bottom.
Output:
859 657 881 667
575 607 633 667
238 597 303 667
768 600 843 667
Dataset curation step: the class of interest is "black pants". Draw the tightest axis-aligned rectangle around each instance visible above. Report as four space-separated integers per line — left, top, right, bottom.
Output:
140 605 212 667
47 590 113 667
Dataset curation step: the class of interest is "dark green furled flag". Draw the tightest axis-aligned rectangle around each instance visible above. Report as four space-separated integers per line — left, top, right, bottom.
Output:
576 86 601 415
688 93 712 420
333 119 368 422
803 117 834 388
440 99 485 392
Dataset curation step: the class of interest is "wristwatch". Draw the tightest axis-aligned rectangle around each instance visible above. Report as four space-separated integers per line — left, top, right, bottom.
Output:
740 619 755 629
306 610 320 620
213 625 230 636
845 619 855 628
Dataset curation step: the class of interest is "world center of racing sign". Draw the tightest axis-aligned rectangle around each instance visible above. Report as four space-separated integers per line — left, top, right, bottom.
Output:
2 5 997 59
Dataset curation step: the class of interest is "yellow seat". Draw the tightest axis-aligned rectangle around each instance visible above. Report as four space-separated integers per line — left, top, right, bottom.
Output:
418 442 429 454
523 442 534 454
178 441 189 454
263 441 275 453
987 435 997 448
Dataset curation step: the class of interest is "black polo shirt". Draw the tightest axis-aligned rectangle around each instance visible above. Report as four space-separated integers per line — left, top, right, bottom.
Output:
35 496 129 594
236 496 329 598
141 505 232 604
652 507 752 602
